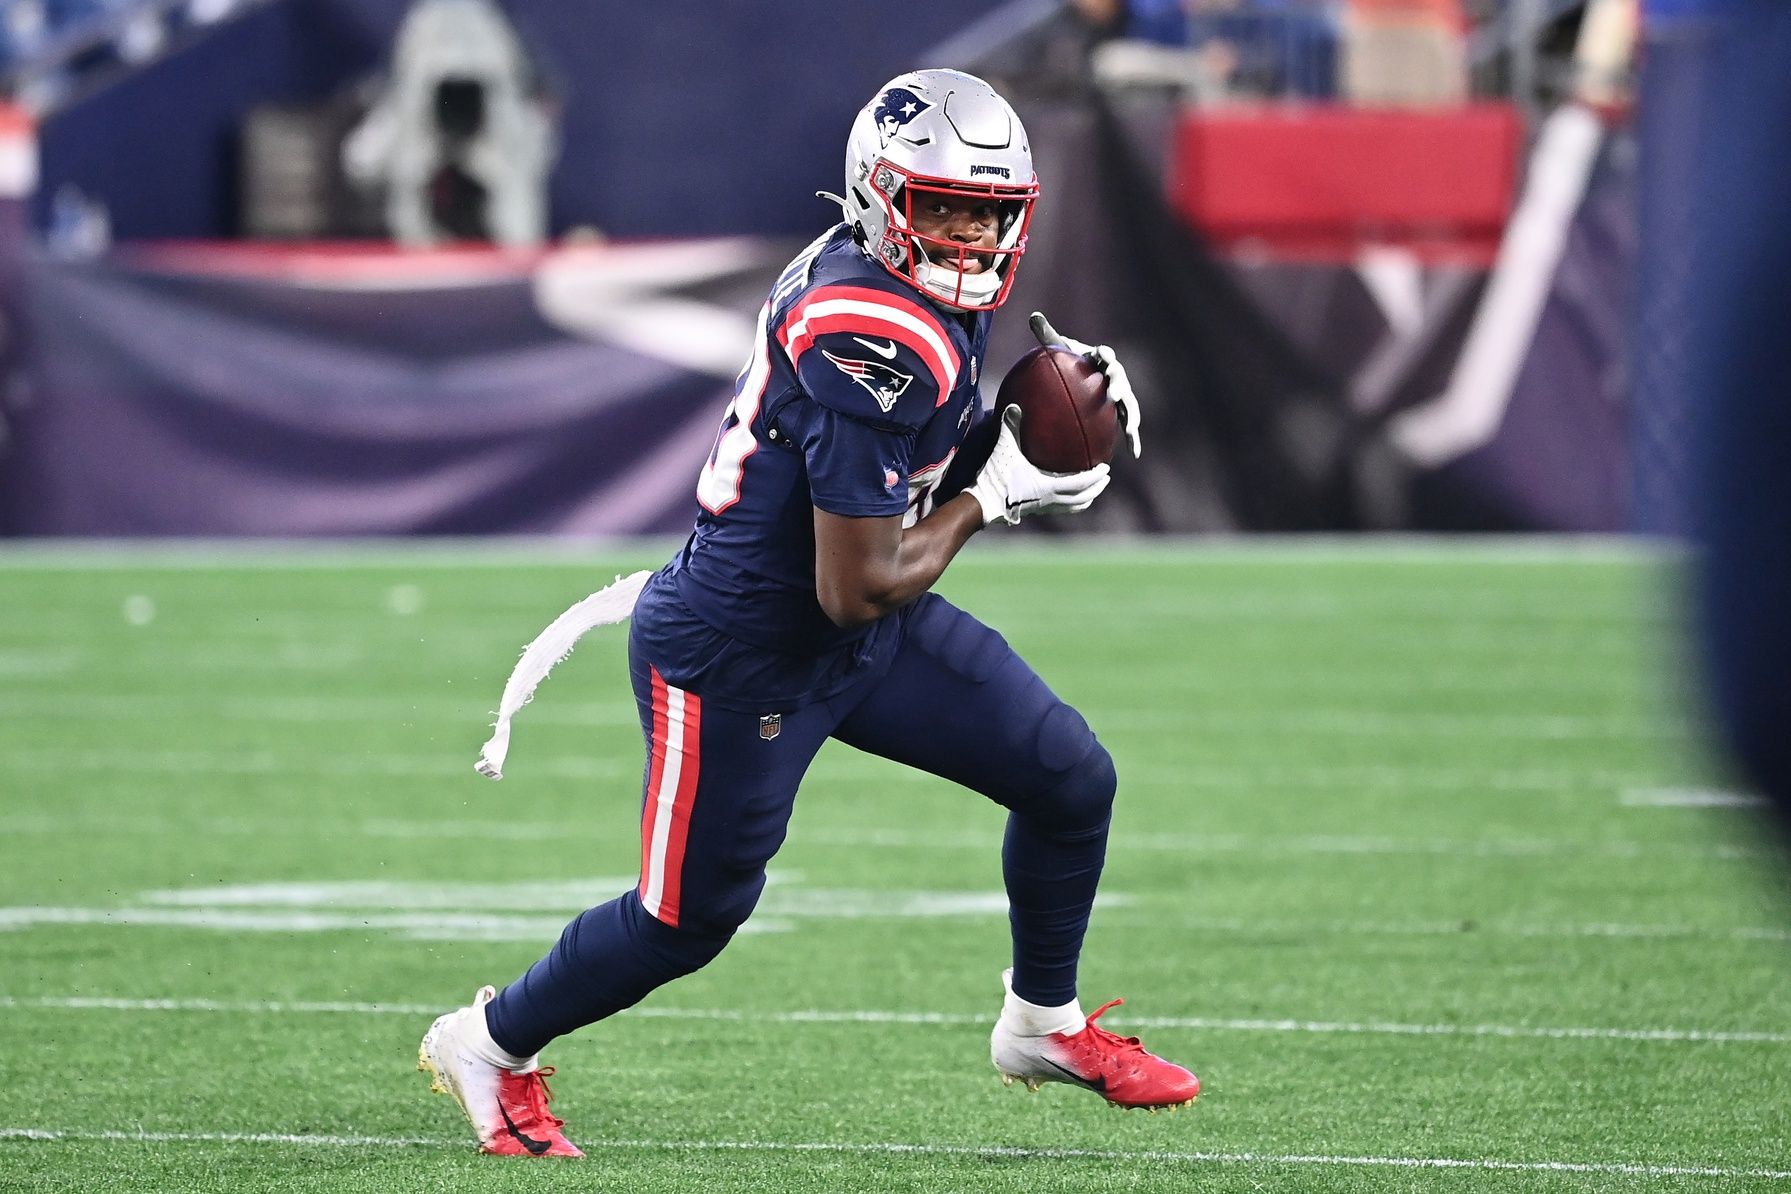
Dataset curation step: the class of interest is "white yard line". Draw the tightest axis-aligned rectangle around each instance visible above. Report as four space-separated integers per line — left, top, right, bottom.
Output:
0 748 631 781
0 811 1760 861
0 690 1672 732
1079 708 1687 740
10 597 1662 633
0 538 674 570
1119 914 1791 945
1106 667 1652 695
0 667 1655 698
0 907 598 942
1 626 1660 669
0 693 640 728
0 650 81 676
1621 788 1767 809
799 827 1766 861
0 708 1688 760
2 995 1786 1045
0 1127 447 1147
0 1125 1780 1180
3 886 1783 946
0 736 1663 793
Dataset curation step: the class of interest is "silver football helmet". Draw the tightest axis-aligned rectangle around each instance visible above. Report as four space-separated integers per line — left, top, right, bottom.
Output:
842 69 1038 312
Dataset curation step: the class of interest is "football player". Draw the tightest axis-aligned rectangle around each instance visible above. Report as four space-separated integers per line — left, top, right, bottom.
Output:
418 68 1198 1158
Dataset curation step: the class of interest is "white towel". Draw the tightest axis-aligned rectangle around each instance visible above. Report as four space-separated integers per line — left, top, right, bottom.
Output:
474 570 651 780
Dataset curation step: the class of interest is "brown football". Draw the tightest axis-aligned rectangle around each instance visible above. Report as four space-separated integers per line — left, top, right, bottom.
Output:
995 346 1120 473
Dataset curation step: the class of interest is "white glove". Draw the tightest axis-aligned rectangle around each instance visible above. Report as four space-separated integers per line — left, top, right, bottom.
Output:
964 405 1111 527
1030 312 1143 459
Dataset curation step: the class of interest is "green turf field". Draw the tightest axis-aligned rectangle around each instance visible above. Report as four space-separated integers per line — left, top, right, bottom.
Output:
2 539 1787 1192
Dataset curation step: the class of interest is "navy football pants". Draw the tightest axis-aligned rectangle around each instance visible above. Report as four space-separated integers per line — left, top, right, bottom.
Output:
486 594 1116 1058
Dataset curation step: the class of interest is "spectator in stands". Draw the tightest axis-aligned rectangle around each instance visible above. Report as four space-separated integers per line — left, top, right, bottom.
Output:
1083 0 1342 101
974 0 1127 99
1339 0 1469 105
3 0 181 103
1 3 48 74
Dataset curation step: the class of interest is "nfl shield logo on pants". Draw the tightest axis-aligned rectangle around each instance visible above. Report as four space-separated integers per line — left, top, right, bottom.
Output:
758 714 782 741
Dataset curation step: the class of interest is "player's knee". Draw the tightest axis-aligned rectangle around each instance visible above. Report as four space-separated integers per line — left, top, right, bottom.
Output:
629 862 771 951
1028 723 1117 834
1064 737 1118 828
621 888 735 980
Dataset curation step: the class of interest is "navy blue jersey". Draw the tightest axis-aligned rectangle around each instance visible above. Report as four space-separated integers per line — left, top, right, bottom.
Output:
645 225 991 707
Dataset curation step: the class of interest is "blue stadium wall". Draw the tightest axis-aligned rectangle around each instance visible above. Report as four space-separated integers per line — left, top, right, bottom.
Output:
35 0 1007 240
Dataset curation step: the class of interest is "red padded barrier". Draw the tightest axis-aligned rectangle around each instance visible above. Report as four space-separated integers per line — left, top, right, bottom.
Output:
1167 103 1523 263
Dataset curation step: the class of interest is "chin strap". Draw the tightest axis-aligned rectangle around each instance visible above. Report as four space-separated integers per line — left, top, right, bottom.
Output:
815 190 852 220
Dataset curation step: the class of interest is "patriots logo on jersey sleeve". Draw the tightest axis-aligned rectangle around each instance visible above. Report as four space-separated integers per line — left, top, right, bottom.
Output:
821 348 914 414
873 87 932 147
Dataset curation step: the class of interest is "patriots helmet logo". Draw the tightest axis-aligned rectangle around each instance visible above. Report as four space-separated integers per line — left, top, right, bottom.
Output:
822 349 914 414
873 87 932 147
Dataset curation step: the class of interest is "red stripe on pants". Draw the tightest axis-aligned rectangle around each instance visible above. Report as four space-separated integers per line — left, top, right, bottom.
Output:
637 667 701 928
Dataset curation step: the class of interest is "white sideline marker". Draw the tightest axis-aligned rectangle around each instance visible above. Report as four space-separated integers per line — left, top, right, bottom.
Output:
0 1126 1786 1181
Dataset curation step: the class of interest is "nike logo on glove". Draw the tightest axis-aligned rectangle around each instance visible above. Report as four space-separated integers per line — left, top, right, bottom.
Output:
853 336 899 359
499 1103 553 1155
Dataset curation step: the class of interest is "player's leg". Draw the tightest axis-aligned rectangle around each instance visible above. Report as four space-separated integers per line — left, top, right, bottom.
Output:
423 631 836 1155
830 593 1197 1109
833 594 1115 1005
489 646 835 1046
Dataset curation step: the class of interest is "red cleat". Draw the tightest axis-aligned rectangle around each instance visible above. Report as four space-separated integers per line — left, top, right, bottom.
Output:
991 982 1199 1110
479 1066 583 1158
418 985 584 1158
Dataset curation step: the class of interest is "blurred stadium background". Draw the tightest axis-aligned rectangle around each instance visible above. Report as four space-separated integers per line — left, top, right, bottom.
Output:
4 0 1791 1188
0 0 1656 538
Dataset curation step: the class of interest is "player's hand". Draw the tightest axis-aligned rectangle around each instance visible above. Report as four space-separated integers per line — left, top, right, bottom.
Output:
964 405 1111 527
1030 312 1143 459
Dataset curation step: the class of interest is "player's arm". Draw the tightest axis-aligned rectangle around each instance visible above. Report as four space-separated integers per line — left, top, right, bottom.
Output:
813 494 985 629
812 406 1109 629
932 406 1000 504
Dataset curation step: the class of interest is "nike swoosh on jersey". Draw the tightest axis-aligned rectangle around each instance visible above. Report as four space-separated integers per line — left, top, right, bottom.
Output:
499 1103 553 1155
852 336 900 360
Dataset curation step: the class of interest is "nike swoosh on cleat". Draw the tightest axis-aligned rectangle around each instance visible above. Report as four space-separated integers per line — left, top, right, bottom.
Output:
498 1103 552 1155
853 336 899 359
1041 1058 1107 1093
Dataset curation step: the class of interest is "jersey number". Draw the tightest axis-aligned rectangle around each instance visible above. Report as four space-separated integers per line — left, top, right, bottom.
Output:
699 232 836 513
696 302 773 515
902 450 955 528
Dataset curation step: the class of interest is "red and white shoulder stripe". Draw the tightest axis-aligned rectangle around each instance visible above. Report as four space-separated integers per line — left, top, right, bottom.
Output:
776 284 962 398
